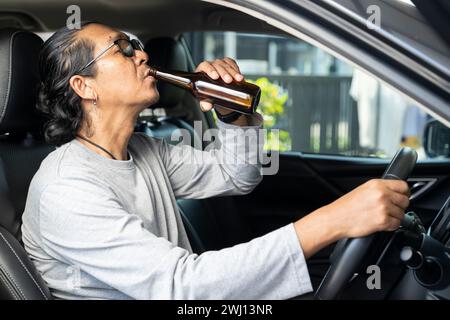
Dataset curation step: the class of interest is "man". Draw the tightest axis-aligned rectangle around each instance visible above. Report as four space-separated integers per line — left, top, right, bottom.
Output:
22 22 410 299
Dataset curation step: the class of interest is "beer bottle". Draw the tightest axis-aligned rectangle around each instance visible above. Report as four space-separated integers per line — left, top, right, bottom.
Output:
148 68 261 115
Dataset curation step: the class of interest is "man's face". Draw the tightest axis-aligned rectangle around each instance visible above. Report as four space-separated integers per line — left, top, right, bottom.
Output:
79 24 159 110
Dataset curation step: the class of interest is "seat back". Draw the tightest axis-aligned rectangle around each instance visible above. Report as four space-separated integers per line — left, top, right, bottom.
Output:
144 37 188 110
135 115 203 148
0 28 55 238
0 138 54 238
0 28 53 299
0 225 52 300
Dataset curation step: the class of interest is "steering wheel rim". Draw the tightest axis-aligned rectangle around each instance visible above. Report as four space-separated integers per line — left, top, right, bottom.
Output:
314 147 418 300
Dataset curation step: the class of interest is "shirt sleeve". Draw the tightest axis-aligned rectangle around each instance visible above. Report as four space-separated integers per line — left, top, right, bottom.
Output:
158 113 264 199
39 176 312 299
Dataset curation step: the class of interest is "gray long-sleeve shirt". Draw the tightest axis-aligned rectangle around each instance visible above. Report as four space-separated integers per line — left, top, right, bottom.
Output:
21 116 312 299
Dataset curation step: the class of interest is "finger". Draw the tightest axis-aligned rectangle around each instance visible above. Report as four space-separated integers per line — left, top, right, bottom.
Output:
223 57 241 73
199 101 213 112
384 180 410 196
385 217 402 231
386 203 406 221
211 61 234 83
221 61 244 82
223 58 244 81
389 192 410 211
196 61 219 80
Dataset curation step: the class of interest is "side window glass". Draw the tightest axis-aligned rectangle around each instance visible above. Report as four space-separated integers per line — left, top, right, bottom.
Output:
183 32 449 160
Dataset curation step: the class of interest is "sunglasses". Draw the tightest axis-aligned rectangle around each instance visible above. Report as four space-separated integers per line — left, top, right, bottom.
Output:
77 38 144 74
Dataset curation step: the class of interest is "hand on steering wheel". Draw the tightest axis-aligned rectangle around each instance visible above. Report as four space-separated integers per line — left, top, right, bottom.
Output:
314 147 418 300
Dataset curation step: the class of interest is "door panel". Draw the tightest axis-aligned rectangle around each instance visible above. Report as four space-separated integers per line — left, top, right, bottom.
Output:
232 153 450 288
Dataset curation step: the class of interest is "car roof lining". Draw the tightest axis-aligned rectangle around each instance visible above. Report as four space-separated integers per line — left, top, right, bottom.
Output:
0 0 283 39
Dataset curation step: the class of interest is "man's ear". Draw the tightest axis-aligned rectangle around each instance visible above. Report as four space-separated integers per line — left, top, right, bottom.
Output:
69 75 96 100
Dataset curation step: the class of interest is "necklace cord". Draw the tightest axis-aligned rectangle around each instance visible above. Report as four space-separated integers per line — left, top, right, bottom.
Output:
76 134 117 160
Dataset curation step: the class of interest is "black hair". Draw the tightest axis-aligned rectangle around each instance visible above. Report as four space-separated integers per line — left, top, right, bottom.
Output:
37 21 97 146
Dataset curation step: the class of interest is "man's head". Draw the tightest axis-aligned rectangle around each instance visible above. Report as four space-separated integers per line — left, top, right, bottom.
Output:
38 22 159 145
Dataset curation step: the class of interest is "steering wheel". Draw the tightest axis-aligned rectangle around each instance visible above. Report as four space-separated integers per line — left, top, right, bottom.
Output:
315 147 418 300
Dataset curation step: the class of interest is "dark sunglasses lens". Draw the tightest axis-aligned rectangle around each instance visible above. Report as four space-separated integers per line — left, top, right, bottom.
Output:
131 39 144 51
117 39 134 57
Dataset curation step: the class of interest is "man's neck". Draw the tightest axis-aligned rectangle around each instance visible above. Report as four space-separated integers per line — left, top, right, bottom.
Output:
78 107 139 161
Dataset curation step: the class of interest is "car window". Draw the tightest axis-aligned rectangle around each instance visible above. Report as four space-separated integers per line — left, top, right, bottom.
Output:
183 31 449 161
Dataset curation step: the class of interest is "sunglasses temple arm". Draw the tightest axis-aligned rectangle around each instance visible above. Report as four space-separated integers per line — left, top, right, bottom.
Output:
80 42 116 73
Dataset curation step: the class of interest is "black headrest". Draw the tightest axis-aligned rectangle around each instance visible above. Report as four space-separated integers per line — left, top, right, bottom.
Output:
144 37 188 109
0 28 44 135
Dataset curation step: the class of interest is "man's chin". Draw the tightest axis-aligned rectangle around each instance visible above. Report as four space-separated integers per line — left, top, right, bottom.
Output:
150 92 160 106
143 93 160 109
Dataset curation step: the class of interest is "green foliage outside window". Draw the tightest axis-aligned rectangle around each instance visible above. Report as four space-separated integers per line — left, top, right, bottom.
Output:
247 78 291 151
211 77 291 151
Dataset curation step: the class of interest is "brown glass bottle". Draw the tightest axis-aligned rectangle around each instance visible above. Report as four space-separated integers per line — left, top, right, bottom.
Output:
148 68 261 115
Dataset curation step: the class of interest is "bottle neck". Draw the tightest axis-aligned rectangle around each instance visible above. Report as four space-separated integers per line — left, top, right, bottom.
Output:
149 68 192 90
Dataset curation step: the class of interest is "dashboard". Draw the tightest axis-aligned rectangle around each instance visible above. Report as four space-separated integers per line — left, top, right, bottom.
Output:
390 195 450 299
430 196 450 246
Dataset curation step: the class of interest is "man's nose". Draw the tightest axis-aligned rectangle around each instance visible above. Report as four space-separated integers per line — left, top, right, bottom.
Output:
134 48 148 66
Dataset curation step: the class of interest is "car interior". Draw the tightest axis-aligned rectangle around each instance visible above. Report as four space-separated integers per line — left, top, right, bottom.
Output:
0 0 449 300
